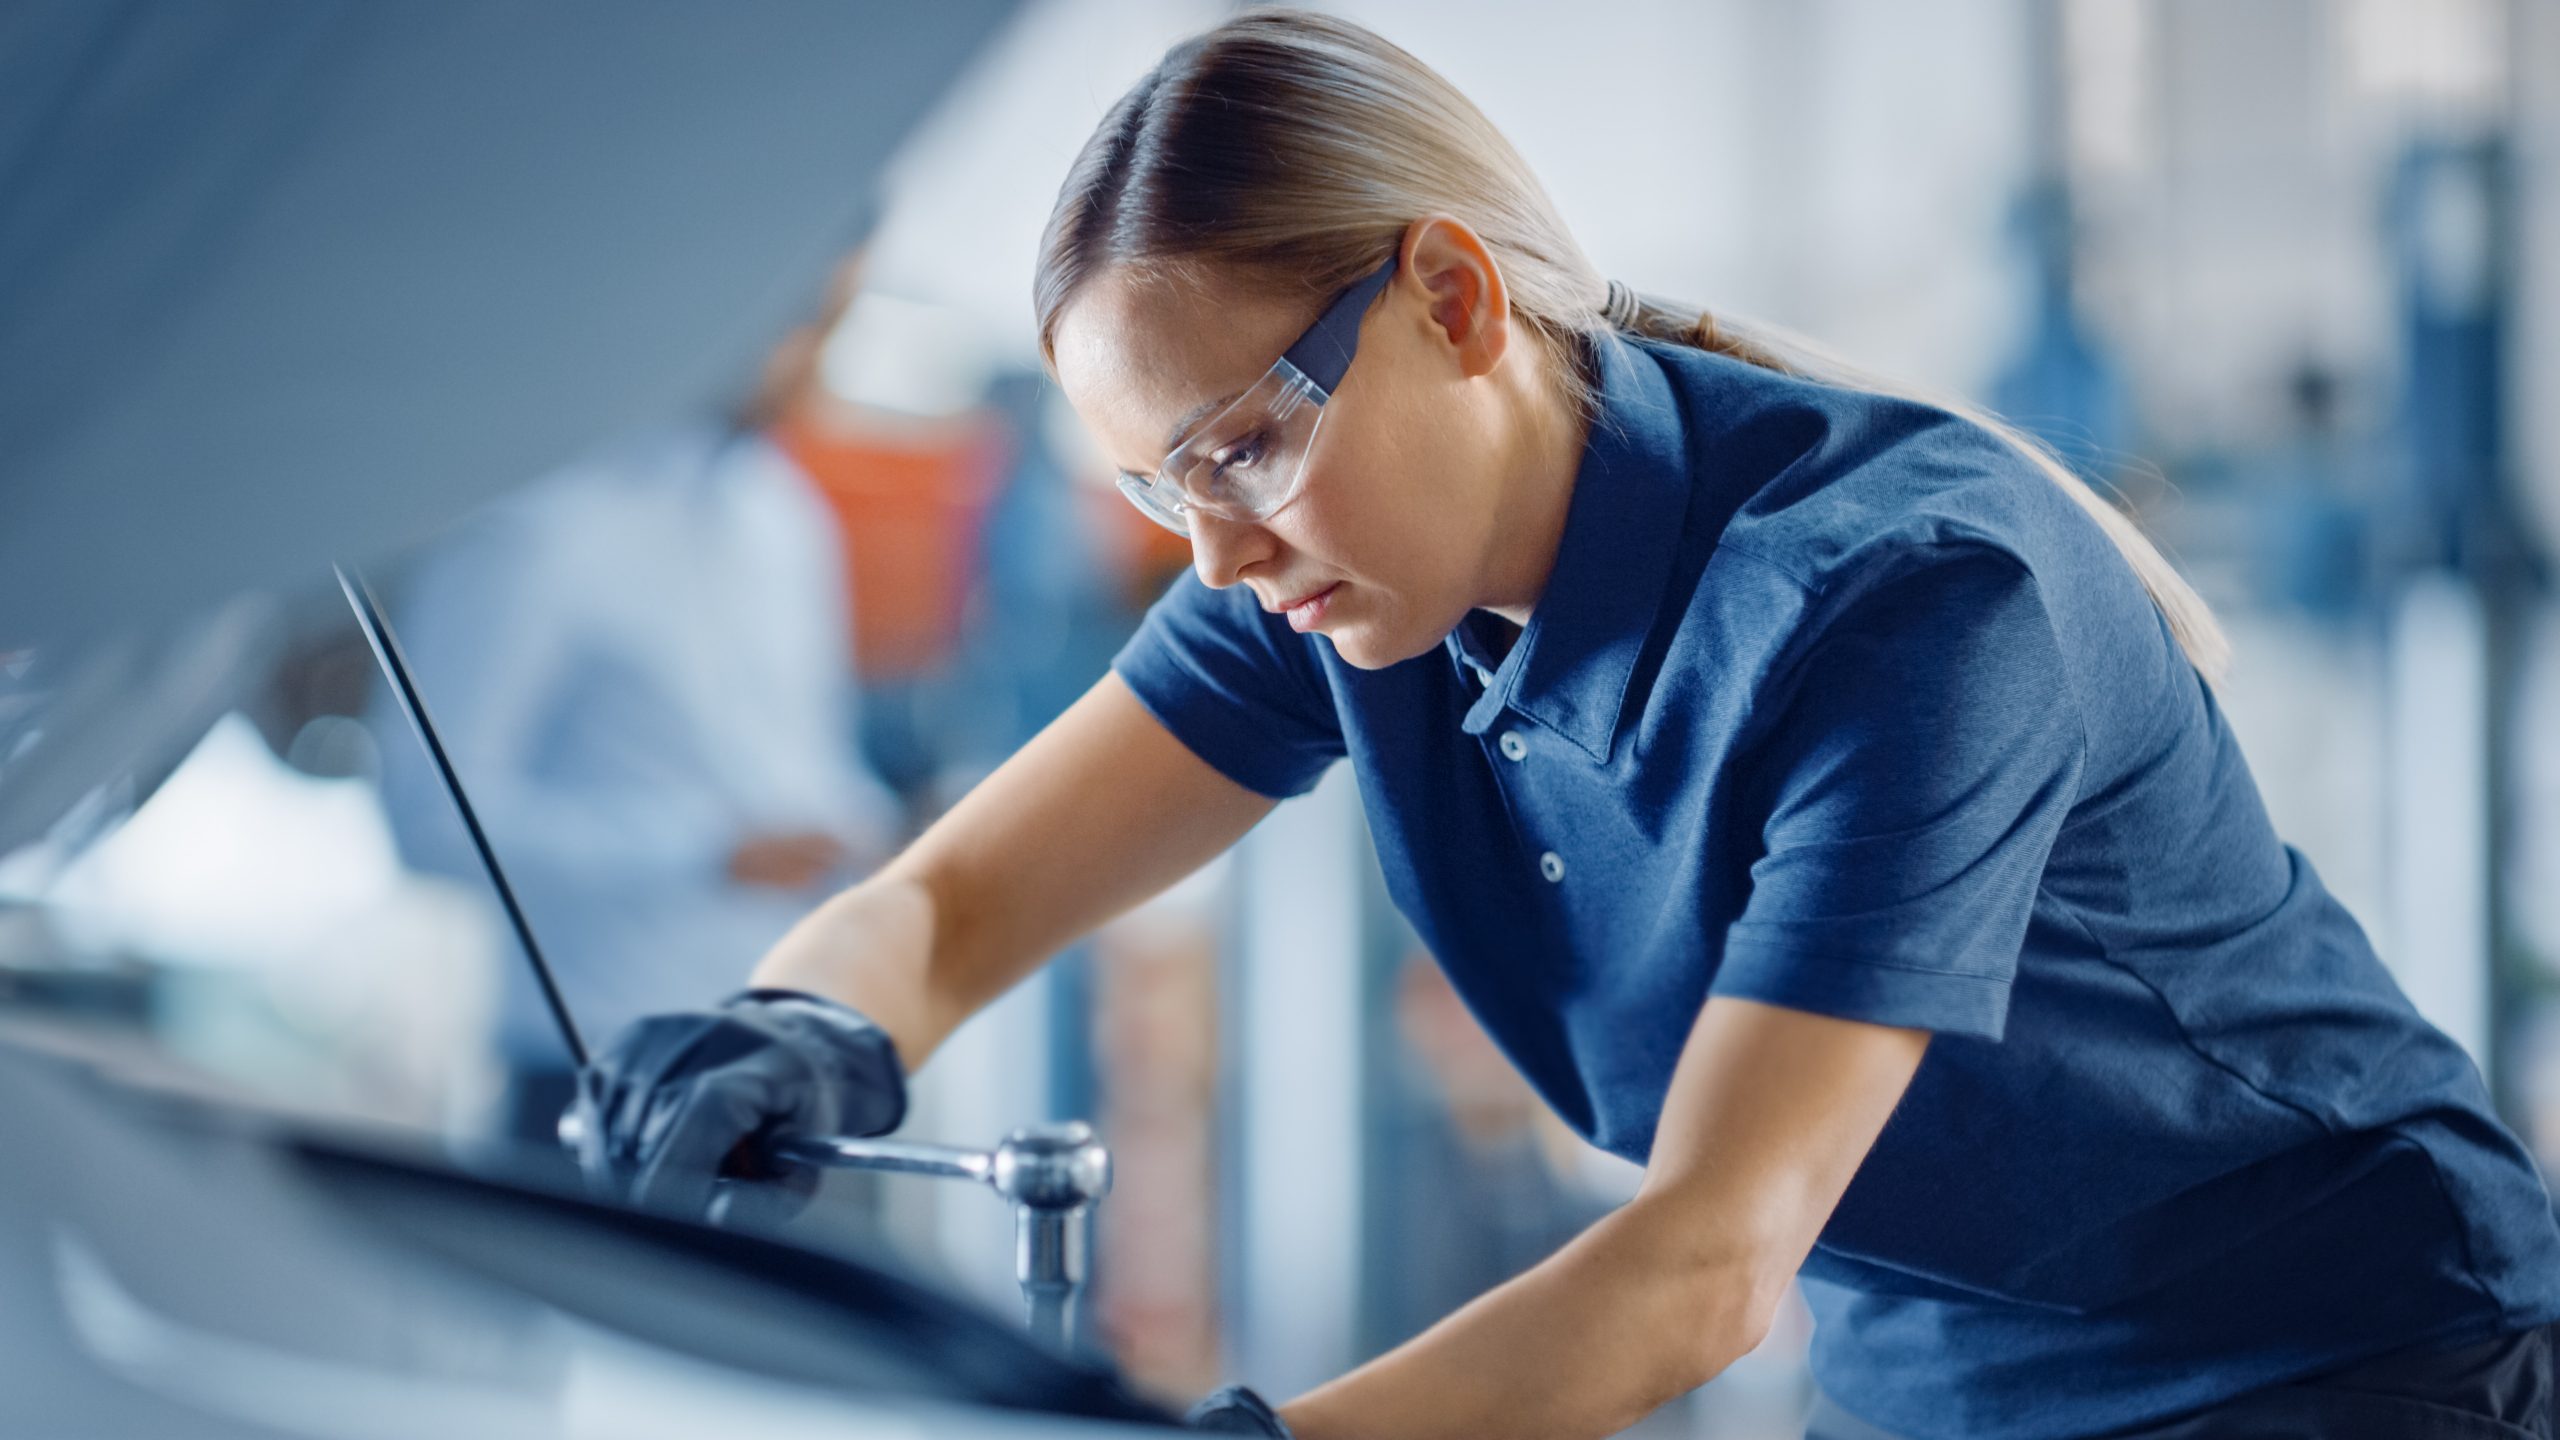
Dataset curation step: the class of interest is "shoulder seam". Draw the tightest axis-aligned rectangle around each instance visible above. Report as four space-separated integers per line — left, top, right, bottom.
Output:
1715 532 2032 603
2010 562 2098 816
1708 539 1819 594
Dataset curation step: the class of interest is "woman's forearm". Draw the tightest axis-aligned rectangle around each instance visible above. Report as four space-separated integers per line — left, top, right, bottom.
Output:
1279 1189 1787 1440
747 871 969 1067
1284 1000 1923 1440
745 677 1276 1073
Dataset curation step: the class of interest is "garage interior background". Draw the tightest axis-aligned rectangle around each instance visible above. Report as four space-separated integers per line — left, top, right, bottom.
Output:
4 3 2557 1437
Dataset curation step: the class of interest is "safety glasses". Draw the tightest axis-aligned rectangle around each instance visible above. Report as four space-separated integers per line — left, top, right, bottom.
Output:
1114 252 1399 536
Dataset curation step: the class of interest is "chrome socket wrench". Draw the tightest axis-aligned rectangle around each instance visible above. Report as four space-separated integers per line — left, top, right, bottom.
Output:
770 1122 1112 1350
558 1115 1112 1349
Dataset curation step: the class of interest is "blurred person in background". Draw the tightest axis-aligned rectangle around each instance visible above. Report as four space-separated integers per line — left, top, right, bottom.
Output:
383 240 902 1141
573 11 2560 1440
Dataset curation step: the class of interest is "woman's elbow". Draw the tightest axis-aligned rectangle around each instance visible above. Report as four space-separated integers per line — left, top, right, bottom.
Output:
1596 1189 1800 1403
1669 1273 1786 1395
1642 1228 1796 1399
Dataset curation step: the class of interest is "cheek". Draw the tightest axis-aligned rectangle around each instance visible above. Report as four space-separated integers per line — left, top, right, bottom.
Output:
1283 464 1475 661
1276 379 1487 648
1311 385 1445 543
1290 429 1426 579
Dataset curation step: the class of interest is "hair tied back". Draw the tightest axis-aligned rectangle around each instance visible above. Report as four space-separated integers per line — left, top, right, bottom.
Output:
1602 279 1644 330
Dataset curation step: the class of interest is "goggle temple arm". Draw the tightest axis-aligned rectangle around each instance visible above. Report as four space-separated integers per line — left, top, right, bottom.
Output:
1280 252 1400 399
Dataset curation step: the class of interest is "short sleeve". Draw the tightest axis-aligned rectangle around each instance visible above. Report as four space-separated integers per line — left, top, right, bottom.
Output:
1111 570 1347 799
1713 547 2085 1041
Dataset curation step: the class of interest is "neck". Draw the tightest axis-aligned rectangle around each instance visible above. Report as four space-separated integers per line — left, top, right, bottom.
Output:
1478 347 1590 629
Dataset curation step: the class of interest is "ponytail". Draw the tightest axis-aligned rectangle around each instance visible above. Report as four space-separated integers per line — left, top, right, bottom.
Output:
1598 282 2229 681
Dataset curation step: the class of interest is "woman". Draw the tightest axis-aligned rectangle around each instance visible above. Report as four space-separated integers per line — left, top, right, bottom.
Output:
577 12 2560 1438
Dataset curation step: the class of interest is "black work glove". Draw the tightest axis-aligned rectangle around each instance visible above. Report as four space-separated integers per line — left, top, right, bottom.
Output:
1185 1386 1292 1436
569 988 906 1220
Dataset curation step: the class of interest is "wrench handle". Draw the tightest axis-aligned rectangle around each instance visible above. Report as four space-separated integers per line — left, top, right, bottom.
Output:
763 1133 995 1185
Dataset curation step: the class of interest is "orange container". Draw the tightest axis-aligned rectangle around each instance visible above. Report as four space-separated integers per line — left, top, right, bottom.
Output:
773 406 1009 681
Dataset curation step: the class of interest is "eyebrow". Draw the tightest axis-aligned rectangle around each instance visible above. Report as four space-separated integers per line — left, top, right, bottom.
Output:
1165 389 1243 453
1116 388 1249 483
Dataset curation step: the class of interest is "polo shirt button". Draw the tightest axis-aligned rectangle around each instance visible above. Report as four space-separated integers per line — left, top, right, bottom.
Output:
1499 731 1528 762
1538 851 1565 883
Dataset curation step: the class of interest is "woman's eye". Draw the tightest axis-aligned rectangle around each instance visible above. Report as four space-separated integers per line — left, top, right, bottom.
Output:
1208 430 1269 478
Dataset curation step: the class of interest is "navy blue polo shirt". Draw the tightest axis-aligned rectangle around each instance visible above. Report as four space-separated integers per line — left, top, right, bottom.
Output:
1111 331 2560 1438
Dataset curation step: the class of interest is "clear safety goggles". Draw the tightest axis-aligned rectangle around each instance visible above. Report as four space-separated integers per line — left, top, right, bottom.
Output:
1115 253 1399 536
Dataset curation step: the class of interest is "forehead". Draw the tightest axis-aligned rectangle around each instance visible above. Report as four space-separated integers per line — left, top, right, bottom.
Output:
1051 269 1312 475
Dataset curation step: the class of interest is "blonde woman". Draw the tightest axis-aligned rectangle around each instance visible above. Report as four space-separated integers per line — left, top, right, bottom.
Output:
577 13 2560 1438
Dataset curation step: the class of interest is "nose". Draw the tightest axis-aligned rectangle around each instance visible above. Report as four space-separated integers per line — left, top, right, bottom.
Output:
1188 509 1277 591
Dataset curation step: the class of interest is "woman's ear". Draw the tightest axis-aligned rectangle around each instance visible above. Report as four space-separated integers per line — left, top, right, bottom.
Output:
1399 215 1511 379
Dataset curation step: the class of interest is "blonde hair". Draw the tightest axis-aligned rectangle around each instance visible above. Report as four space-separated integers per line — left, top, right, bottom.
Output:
1035 8 2227 680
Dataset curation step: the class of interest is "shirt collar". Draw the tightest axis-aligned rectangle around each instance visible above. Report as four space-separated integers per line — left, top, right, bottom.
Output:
1445 331 1692 762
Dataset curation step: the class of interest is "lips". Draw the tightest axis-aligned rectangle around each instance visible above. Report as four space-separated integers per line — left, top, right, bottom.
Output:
1267 583 1335 614
1280 582 1340 633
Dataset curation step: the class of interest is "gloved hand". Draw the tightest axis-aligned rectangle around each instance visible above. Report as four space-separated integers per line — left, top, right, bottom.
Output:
568 988 906 1220
1184 1386 1293 1436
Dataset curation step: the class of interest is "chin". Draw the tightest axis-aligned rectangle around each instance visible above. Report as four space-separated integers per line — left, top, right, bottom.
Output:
1325 620 1440 672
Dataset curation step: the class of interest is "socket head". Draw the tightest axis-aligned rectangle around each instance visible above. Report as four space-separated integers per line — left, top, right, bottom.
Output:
987 1121 1111 1211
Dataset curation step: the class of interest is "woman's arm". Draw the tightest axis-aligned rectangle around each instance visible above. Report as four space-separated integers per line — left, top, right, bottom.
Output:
751 672 1277 1068
1279 996 1929 1440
